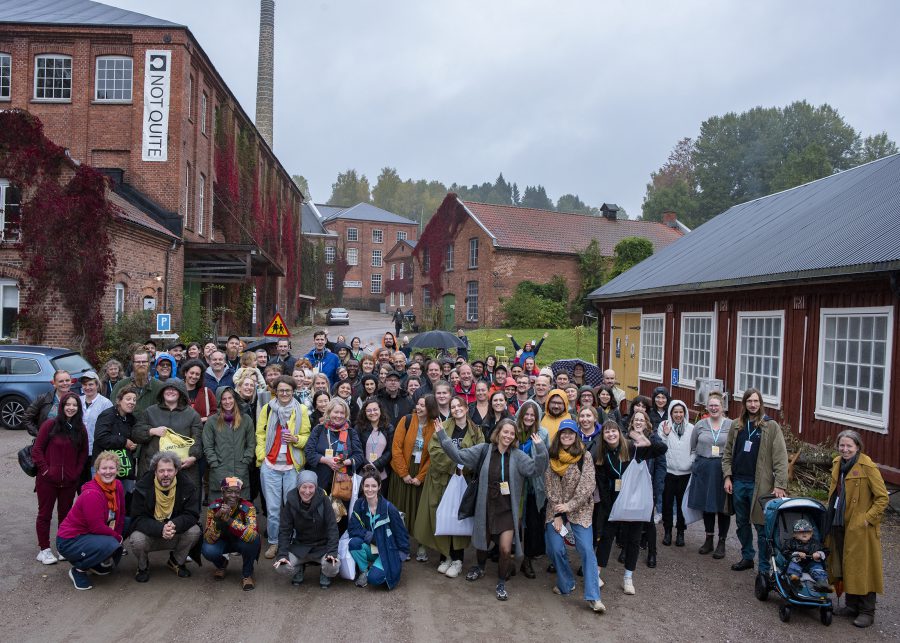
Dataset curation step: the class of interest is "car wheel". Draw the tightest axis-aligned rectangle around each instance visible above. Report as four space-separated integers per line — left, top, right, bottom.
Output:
0 395 29 430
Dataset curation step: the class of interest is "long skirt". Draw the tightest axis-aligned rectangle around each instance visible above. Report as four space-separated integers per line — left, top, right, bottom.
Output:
387 459 422 532
688 456 726 513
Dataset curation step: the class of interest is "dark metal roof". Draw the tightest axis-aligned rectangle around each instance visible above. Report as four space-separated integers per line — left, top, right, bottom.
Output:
300 203 335 236
589 153 900 301
0 0 182 27
323 202 417 225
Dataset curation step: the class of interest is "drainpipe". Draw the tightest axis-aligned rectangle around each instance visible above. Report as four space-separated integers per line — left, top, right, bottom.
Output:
164 239 180 313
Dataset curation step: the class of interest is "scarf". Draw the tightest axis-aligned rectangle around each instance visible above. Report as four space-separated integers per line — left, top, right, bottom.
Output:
550 450 582 477
829 453 859 528
154 476 177 522
93 472 118 515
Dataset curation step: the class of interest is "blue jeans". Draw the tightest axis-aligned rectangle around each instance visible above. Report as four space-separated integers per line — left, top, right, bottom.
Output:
545 522 600 602
56 533 122 571
786 559 828 582
732 478 769 572
260 464 299 544
201 534 261 578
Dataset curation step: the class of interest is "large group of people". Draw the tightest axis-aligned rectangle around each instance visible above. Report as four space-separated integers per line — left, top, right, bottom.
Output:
23 325 888 626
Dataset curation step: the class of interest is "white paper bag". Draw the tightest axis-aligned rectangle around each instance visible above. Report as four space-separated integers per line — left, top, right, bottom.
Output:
338 531 356 580
608 459 653 522
435 474 474 536
681 476 703 526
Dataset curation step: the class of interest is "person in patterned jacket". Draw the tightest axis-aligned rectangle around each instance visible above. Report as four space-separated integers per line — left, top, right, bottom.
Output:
201 477 261 590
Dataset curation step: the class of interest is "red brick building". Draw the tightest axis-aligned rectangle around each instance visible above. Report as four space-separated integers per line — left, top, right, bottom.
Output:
413 194 684 329
320 203 418 310
384 239 416 313
0 0 302 343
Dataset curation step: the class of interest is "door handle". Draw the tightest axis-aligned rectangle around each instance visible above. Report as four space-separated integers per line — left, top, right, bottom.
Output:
627 385 639 391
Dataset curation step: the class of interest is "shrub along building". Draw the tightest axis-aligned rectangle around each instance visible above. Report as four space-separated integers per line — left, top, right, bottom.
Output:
588 153 900 484
412 193 684 329
0 0 303 345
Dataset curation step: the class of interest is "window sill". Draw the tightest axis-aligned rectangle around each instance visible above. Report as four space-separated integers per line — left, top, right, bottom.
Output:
0 97 10 102
31 98 72 104
638 372 663 383
92 99 132 105
468 265 478 270
814 409 887 434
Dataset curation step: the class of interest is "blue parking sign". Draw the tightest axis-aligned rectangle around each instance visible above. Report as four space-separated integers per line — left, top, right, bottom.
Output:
156 314 171 332
671 368 679 387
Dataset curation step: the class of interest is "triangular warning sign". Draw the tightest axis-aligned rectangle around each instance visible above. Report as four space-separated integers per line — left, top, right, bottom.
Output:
263 313 290 337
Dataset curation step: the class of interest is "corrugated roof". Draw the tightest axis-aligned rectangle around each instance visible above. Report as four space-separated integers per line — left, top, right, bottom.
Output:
301 202 335 236
108 191 179 239
589 153 900 301
461 199 683 256
323 202 417 225
0 0 181 27
314 204 348 220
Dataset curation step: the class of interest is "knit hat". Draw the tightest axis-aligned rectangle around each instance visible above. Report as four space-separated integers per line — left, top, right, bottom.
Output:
298 470 318 487
792 518 814 533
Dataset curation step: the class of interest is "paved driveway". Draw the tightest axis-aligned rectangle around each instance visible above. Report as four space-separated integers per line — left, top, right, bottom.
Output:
289 309 397 355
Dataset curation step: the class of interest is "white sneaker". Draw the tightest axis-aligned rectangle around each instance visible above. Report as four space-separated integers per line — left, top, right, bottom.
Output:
36 548 57 565
591 599 607 613
653 512 662 524
623 577 635 595
445 560 463 578
437 559 451 574
56 551 65 561
598 572 604 588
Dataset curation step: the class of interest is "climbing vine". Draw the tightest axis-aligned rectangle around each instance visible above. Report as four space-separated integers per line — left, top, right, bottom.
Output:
412 193 467 298
0 110 114 358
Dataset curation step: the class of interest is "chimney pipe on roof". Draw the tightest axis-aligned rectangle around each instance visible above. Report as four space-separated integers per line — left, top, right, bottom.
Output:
662 211 678 228
255 0 275 147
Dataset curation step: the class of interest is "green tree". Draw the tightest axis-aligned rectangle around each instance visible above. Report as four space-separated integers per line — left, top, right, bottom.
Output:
520 184 553 210
571 239 606 315
328 169 371 205
769 142 833 193
557 193 597 215
609 237 653 279
372 167 404 213
291 174 310 199
860 132 899 164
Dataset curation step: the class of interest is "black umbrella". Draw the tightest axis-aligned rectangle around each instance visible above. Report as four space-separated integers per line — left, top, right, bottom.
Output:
551 359 603 387
244 337 280 351
408 330 466 351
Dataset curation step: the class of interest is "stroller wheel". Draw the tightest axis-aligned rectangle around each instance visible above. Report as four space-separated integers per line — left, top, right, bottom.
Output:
820 608 832 626
754 573 769 601
778 605 791 623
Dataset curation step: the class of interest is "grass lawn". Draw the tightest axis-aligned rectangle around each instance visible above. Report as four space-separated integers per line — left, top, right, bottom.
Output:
465 326 599 367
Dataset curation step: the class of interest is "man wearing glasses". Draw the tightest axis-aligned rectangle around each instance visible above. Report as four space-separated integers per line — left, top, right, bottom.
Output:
112 350 164 415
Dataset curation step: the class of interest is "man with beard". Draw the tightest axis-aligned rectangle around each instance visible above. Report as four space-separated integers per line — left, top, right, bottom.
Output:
540 388 572 442
344 359 361 388
376 370 413 426
112 350 163 415
224 335 243 371
454 363 477 404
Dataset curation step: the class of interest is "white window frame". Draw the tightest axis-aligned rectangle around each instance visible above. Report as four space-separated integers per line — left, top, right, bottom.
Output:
446 244 454 271
371 250 382 268
422 248 430 271
325 271 334 291
734 311 785 407
94 55 132 102
347 227 359 242
397 230 407 242
815 306 893 433
678 311 717 389
372 229 383 244
0 53 11 100
324 246 336 264
390 264 396 280
1 178 21 242
466 281 478 322
371 274 382 294
398 262 404 279
399 292 405 307
197 173 206 236
638 313 665 382
184 164 192 229
200 91 208 135
34 54 72 101
469 237 479 269
346 247 358 266
114 283 126 321
423 286 431 308
390 292 395 307
0 278 20 339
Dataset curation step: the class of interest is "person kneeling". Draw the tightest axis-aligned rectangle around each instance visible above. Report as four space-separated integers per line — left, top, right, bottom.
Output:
348 464 409 589
202 477 261 590
56 451 127 590
274 470 340 589
128 451 201 582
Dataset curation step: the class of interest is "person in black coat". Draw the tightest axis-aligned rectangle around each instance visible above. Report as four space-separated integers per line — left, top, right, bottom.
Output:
354 398 394 492
376 371 414 426
92 386 139 514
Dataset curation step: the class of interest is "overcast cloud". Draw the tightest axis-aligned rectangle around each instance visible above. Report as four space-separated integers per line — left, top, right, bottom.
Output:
109 0 900 219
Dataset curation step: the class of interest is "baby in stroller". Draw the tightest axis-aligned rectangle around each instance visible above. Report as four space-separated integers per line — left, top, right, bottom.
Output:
781 519 831 593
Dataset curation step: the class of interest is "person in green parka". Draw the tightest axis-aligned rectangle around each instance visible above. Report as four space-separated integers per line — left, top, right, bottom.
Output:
202 387 256 500
413 396 484 579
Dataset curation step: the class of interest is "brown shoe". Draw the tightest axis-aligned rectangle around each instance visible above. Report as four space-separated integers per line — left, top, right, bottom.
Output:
264 544 277 559
213 563 227 580
242 577 255 591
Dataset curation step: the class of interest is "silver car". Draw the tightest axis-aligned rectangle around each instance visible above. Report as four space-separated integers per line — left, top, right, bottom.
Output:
326 307 350 325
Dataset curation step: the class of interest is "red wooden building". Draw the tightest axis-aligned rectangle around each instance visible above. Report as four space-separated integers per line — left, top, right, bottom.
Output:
588 154 900 483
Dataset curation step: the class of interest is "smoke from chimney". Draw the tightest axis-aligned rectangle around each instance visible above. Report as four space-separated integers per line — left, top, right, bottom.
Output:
255 0 275 147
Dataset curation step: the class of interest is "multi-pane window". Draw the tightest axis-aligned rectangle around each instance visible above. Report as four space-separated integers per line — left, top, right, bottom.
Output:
346 248 358 265
639 314 665 381
469 238 479 269
399 292 405 307
446 244 454 271
735 312 784 404
466 281 479 322
325 271 334 291
0 53 11 100
390 292 395 307
200 92 208 135
184 164 192 229
679 312 715 386
187 75 194 120
35 55 72 100
390 264 396 280
372 229 383 244
398 262 404 279
114 283 126 322
0 179 22 242
422 248 430 271
371 250 382 267
95 56 132 101
371 274 382 294
0 279 19 339
325 246 336 264
347 228 359 242
817 307 893 432
198 173 206 235
423 287 431 308
397 231 407 241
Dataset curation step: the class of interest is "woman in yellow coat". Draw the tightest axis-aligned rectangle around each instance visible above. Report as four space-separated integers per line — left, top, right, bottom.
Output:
825 429 888 629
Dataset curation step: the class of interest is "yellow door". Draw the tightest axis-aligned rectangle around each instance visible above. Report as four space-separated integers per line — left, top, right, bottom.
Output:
610 311 642 399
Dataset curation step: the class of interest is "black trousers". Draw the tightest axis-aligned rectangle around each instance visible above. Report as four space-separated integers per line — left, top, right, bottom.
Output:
597 520 641 572
703 512 731 537
522 493 546 558
662 473 691 531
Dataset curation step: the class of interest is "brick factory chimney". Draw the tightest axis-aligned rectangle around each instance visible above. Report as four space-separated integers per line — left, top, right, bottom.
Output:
255 0 275 147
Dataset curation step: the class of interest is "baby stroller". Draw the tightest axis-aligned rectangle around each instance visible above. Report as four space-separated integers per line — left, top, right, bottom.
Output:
754 496 834 625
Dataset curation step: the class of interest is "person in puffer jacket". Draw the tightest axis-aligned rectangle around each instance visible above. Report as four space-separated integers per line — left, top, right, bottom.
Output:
658 400 695 548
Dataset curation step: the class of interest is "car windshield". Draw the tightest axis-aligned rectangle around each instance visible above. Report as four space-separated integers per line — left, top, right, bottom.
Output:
332 309 347 313
51 352 93 374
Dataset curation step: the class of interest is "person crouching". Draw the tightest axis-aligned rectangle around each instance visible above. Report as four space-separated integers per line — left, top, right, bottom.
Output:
202 477 261 590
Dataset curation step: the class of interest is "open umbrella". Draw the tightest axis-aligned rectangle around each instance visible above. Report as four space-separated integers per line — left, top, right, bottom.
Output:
408 330 466 351
244 337 280 351
551 358 603 387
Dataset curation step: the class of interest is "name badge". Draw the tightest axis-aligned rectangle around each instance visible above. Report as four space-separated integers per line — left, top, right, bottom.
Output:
369 452 378 462
413 451 422 464
615 479 622 492
743 441 753 453
370 544 379 555
499 481 510 495
712 446 720 457
325 449 334 458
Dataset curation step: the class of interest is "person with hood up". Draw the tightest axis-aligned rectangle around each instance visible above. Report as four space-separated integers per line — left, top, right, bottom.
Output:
133 379 204 492
515 399 549 579
203 387 256 499
153 352 179 383
541 388 572 442
657 399 695 548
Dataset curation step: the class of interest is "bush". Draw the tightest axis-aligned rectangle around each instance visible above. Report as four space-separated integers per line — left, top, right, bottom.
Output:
99 310 156 366
501 292 569 329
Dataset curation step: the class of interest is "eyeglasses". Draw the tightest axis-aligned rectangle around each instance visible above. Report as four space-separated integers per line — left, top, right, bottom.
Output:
276 388 293 395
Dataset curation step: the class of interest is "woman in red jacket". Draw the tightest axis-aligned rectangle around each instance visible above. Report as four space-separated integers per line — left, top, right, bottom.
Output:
56 450 126 590
32 392 88 565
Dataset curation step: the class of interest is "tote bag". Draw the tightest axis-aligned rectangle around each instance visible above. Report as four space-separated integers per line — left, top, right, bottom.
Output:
159 429 194 461
337 531 356 580
681 477 703 526
435 474 474 536
608 459 653 522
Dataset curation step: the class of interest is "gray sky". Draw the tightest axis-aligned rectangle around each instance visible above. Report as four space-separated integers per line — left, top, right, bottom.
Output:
111 0 899 219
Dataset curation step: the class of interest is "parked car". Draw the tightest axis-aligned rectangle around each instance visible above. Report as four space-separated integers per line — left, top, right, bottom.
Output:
0 346 94 430
326 307 350 325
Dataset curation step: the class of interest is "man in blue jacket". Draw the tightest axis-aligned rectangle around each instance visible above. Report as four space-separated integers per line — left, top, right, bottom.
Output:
304 330 340 384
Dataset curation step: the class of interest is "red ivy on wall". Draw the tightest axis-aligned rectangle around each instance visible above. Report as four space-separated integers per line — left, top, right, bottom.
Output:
0 110 114 359
412 193 466 298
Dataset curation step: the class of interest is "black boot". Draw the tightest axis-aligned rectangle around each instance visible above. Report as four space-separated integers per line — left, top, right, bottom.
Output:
675 530 685 547
617 549 626 564
662 529 672 546
712 537 726 559
520 557 535 579
646 554 656 568
698 535 714 555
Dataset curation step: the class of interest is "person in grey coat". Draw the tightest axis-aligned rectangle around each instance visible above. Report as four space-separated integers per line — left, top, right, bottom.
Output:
435 417 548 601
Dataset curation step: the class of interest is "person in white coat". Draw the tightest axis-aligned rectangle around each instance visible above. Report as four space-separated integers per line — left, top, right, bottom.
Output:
658 400 694 547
